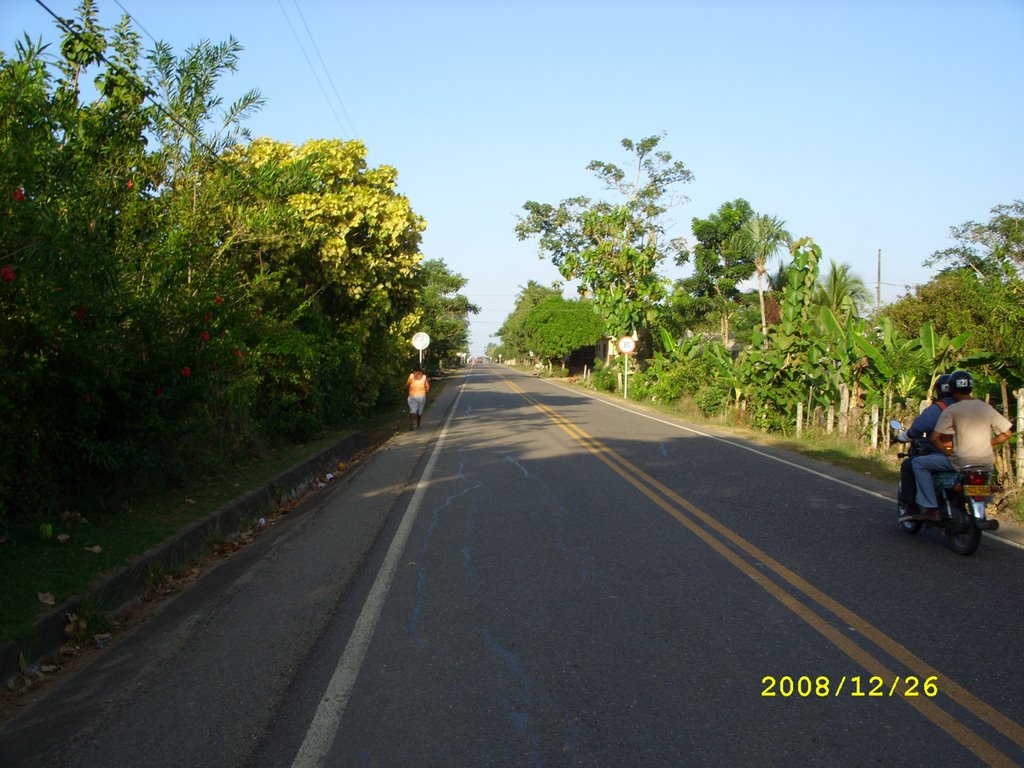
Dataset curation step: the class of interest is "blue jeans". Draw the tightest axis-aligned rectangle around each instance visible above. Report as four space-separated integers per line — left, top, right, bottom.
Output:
912 453 955 509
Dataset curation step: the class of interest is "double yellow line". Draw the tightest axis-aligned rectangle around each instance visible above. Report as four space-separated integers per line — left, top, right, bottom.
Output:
507 379 1024 768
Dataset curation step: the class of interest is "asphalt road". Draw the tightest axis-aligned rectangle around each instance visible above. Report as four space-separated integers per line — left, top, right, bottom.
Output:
2 365 1022 768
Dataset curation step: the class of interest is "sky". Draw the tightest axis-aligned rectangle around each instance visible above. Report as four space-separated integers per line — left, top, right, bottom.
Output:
2 0 1022 356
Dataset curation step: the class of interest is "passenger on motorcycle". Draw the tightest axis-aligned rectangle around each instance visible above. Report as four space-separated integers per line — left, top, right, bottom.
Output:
910 370 1014 520
898 374 955 512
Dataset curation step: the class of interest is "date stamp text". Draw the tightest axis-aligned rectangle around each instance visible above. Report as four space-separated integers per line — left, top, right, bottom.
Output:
761 675 939 698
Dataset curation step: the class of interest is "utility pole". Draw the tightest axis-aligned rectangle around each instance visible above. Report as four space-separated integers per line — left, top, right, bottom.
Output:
876 248 882 308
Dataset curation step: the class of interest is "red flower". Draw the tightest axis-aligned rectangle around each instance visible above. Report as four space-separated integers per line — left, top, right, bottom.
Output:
213 296 224 305
1 265 14 282
75 306 85 320
126 180 135 190
203 312 212 324
154 385 164 397
180 366 192 377
11 187 25 202
234 348 244 359
200 330 210 342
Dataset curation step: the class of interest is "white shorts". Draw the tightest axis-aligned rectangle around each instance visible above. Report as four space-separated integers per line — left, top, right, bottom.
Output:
408 395 426 415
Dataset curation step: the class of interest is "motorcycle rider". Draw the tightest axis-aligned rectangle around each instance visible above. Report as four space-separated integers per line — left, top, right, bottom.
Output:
910 369 1014 522
898 374 954 516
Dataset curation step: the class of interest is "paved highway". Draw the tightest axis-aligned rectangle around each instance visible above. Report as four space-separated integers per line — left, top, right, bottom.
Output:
2 365 1022 767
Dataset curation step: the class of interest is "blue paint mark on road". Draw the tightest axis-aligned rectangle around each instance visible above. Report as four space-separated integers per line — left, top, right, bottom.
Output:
406 458 481 646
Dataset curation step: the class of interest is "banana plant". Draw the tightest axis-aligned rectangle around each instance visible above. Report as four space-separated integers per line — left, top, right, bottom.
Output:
658 326 701 361
917 321 970 392
854 318 925 432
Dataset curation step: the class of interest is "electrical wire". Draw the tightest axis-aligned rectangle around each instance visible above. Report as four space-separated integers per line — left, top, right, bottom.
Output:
111 0 157 45
31 0 238 175
289 0 358 138
275 0 355 140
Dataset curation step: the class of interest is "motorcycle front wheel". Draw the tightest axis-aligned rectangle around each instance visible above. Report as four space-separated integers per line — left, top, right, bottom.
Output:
897 488 922 534
946 524 981 556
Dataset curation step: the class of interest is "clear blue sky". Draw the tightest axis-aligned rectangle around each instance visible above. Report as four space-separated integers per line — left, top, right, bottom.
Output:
3 0 1022 355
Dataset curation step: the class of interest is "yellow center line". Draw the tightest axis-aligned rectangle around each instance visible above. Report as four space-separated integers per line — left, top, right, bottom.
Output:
506 379 1022 768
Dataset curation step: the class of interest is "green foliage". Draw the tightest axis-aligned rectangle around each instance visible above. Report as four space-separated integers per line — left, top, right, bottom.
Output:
675 198 756 343
497 281 562 360
589 360 619 393
523 295 604 365
0 5 450 521
516 135 692 347
412 259 478 367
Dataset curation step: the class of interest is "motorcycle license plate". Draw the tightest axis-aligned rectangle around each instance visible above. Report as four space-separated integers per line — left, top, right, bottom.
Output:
964 484 991 497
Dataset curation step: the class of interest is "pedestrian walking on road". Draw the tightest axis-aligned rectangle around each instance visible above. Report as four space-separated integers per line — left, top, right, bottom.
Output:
406 363 430 429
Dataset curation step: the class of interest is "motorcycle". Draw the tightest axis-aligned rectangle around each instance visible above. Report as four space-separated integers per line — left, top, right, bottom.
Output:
890 419 999 556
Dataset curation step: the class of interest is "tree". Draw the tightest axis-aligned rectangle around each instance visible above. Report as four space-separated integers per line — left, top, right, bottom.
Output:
815 260 871 322
412 259 479 368
497 281 562 360
926 200 1024 279
736 213 791 340
675 198 756 344
523 296 604 368
515 135 692 353
0 3 431 518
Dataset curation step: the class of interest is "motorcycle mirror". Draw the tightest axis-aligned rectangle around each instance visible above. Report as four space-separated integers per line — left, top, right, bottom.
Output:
889 419 904 430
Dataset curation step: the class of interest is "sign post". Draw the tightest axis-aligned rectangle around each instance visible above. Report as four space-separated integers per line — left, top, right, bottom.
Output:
616 335 637 399
412 332 430 366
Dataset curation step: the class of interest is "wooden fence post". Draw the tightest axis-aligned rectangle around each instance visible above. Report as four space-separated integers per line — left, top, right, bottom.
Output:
839 384 850 436
1016 389 1023 486
796 402 803 437
870 404 879 451
827 403 835 434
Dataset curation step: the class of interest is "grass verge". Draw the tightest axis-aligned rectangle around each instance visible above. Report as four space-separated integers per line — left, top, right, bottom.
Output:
0 383 435 645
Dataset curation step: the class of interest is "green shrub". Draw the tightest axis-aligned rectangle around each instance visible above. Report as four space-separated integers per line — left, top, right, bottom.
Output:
589 360 619 393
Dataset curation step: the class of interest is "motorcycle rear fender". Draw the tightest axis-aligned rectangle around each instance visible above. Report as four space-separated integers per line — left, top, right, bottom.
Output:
967 498 990 521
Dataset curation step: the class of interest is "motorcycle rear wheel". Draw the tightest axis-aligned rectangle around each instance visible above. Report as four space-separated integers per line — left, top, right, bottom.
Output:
946 525 981 556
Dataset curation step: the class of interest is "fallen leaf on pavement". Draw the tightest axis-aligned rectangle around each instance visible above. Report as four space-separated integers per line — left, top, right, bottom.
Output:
84 545 102 554
57 534 71 543
37 592 55 606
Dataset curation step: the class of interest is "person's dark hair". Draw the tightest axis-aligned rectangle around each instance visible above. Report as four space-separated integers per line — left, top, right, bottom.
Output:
413 363 422 372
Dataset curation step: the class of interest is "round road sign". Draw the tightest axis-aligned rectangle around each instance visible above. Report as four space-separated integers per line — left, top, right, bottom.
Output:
617 336 637 355
412 332 431 351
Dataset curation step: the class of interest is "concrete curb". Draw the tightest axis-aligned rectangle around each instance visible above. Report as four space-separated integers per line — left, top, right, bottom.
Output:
0 430 369 687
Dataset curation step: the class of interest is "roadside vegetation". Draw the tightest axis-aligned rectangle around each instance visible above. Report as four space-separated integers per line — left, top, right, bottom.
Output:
496 137 1023 519
1 7 475 532
1 4 479 648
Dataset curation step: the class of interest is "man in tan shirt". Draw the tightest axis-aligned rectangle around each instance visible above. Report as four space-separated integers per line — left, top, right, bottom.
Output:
910 369 1013 520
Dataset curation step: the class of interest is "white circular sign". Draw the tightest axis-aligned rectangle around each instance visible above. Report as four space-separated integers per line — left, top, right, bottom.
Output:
412 332 430 351
617 336 637 355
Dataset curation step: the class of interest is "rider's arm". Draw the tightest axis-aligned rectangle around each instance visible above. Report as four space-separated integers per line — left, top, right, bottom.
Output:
929 430 953 454
907 404 939 440
992 428 1013 447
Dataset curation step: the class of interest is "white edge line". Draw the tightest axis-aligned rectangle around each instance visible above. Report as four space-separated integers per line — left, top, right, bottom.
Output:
290 378 468 768
538 377 1024 552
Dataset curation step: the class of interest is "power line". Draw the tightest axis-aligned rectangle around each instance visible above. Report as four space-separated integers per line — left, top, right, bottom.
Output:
111 0 157 45
275 0 355 139
289 0 358 138
31 0 238 175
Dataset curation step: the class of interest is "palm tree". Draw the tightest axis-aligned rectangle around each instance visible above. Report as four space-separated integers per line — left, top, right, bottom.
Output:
740 214 791 340
816 260 871 321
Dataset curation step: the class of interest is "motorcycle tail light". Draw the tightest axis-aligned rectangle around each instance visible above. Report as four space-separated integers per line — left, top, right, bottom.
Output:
963 470 988 485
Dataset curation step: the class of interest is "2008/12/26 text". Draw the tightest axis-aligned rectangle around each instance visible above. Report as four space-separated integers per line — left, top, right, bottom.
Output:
761 675 939 698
